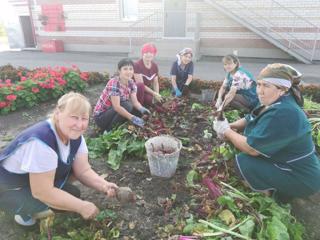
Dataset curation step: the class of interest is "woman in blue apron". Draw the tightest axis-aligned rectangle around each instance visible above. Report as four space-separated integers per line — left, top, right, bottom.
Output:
0 92 118 226
213 63 320 202
215 54 259 112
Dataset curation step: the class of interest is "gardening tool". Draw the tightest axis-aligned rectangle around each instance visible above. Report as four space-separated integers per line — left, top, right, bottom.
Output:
214 98 228 121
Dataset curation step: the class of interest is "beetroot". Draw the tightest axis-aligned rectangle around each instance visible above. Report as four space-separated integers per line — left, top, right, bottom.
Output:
202 177 222 199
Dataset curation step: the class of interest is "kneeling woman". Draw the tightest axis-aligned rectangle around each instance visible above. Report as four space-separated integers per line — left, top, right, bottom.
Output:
0 92 118 226
213 63 320 202
215 54 259 113
94 58 150 132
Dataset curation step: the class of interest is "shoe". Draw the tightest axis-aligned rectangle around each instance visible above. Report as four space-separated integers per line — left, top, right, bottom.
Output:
14 214 36 226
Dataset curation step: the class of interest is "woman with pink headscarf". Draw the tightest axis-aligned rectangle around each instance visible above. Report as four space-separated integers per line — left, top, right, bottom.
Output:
134 43 163 106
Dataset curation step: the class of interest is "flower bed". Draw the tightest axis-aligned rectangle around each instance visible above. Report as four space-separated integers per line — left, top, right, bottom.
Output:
0 65 107 115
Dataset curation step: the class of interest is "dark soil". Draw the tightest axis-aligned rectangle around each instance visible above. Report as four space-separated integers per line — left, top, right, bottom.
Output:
1 83 320 240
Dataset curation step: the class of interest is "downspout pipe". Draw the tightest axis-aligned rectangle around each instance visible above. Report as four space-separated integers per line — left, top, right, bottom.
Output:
27 0 37 48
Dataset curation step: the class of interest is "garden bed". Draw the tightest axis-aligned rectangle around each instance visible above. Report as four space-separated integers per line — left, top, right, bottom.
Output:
1 66 320 240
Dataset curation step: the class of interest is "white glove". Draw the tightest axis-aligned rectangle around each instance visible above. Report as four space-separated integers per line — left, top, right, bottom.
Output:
213 118 230 139
215 98 223 109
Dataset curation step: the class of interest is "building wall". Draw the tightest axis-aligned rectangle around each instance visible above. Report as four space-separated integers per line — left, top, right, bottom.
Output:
8 0 320 60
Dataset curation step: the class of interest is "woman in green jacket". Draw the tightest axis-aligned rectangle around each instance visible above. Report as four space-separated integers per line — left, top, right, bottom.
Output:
213 63 320 202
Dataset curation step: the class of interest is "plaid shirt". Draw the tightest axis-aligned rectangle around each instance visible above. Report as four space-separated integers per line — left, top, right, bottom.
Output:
93 77 137 116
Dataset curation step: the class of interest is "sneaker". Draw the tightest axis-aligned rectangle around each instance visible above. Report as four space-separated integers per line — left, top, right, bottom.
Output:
14 214 36 226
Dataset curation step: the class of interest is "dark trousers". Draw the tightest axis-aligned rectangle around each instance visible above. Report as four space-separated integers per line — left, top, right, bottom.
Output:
0 169 80 219
94 100 133 132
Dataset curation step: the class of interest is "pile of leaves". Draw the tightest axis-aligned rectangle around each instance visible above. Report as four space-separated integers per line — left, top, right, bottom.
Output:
182 143 304 240
87 127 145 170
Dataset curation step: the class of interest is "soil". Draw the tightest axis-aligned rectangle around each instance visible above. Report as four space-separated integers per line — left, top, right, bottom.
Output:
1 83 320 240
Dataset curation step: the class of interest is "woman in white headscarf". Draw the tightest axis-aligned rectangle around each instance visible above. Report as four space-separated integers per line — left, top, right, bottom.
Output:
170 48 194 97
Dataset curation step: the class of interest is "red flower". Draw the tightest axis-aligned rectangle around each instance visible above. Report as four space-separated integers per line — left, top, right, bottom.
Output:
5 79 11 84
6 94 17 101
80 72 89 81
0 101 7 108
21 76 27 81
71 64 78 70
16 85 24 91
32 87 40 93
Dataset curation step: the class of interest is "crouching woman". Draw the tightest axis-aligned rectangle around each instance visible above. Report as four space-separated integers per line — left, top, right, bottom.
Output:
213 63 320 202
94 58 150 132
0 92 118 226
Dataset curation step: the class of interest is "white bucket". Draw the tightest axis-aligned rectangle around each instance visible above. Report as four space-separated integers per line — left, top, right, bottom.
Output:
145 135 182 178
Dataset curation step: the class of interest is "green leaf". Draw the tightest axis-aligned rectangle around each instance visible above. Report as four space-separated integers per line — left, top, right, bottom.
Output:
287 221 304 240
107 148 122 170
239 219 255 238
217 195 238 212
191 103 204 110
186 169 200 187
266 217 289 240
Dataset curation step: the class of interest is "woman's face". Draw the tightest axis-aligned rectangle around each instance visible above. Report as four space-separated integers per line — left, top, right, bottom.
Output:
142 52 154 63
256 79 286 106
119 65 134 81
56 109 89 142
223 60 237 73
181 53 192 65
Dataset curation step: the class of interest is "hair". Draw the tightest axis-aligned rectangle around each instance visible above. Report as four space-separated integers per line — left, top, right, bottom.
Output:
258 63 304 107
50 92 91 124
117 58 134 70
179 47 193 57
222 54 240 71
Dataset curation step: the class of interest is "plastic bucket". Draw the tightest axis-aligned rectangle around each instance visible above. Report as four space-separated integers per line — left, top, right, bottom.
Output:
145 135 182 178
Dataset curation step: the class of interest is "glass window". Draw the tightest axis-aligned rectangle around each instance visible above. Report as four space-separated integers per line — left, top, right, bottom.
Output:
121 0 138 21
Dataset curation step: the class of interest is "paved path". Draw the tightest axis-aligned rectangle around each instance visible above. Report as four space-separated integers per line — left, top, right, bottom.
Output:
0 50 319 83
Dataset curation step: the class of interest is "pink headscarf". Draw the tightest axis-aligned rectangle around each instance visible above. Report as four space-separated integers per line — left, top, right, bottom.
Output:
141 43 157 56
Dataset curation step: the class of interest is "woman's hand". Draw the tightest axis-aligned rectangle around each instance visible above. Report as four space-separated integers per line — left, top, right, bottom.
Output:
215 97 223 109
174 87 182 97
213 118 230 139
101 181 119 198
131 115 145 127
139 106 151 115
79 201 100 219
154 92 164 103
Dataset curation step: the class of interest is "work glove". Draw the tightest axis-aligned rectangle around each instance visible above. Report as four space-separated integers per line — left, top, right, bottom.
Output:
182 84 190 96
213 117 230 139
174 87 182 97
139 106 151 115
215 97 223 109
131 116 145 127
154 92 164 103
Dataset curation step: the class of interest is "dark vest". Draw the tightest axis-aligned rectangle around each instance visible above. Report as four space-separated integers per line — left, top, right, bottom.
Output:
0 121 82 189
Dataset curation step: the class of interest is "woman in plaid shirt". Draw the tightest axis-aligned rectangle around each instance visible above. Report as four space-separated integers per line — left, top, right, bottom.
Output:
93 58 150 132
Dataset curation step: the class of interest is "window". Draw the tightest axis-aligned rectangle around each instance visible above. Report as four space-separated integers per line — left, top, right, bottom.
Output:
121 0 138 21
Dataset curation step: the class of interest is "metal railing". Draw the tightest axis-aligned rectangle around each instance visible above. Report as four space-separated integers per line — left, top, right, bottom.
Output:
207 0 320 62
128 10 163 53
128 10 200 53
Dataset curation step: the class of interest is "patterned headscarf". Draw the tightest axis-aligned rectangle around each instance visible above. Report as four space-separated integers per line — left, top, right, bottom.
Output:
258 63 303 106
176 47 193 65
